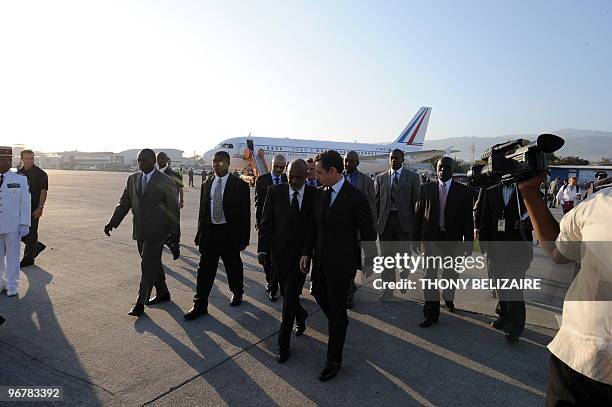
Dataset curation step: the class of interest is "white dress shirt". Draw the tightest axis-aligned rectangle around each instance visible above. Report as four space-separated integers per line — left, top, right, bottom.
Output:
328 176 345 207
550 187 612 385
556 184 582 206
210 173 229 224
390 166 404 184
289 184 305 209
141 169 155 184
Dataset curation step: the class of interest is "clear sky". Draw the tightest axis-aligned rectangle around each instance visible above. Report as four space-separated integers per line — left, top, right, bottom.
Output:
1 0 611 154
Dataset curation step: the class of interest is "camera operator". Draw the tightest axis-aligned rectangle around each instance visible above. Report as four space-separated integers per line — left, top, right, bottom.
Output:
479 180 533 343
518 172 612 405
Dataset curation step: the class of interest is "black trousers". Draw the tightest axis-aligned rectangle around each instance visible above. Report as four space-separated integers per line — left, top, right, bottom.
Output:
490 259 527 337
313 272 351 363
21 216 41 260
546 353 612 406
194 224 244 309
263 261 279 294
136 240 168 305
379 211 411 288
277 267 307 351
423 237 459 319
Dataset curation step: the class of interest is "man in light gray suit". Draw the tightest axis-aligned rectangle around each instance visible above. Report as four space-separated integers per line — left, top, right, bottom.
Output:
105 149 181 317
374 149 420 300
344 151 376 308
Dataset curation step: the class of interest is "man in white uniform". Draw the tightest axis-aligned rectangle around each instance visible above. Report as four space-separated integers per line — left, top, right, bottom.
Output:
0 146 31 297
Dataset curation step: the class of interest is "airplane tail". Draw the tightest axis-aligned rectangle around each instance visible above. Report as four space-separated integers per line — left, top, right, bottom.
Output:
392 106 432 147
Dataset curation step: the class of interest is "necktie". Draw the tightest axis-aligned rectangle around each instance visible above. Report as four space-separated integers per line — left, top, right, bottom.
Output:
291 190 300 215
390 171 399 209
439 182 448 229
345 173 350 183
141 173 148 194
0 174 4 189
323 187 332 218
274 176 280 185
213 178 224 222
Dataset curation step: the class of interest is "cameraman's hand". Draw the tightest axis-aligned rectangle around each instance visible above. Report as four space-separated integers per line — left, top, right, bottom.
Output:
518 171 547 196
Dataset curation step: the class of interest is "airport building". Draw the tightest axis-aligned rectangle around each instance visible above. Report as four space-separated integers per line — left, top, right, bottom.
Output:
116 148 184 169
549 165 612 184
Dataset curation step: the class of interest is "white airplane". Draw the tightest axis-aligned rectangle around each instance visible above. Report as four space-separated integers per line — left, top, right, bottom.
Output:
202 107 454 174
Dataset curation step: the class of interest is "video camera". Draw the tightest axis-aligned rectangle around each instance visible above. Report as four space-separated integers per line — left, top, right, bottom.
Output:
467 133 564 189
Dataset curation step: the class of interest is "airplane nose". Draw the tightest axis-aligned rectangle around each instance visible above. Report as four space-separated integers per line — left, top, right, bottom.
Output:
202 149 215 163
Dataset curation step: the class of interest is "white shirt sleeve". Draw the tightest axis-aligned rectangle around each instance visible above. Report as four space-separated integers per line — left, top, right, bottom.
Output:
555 204 582 262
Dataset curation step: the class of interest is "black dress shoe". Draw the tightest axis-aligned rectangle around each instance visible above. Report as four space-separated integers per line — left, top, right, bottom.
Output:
319 361 341 381
491 319 505 331
276 349 290 363
0 315 5 326
146 293 171 305
444 302 455 313
505 333 520 343
269 291 278 302
230 294 243 306
184 307 208 320
419 317 439 328
20 258 34 267
34 242 46 258
128 304 145 316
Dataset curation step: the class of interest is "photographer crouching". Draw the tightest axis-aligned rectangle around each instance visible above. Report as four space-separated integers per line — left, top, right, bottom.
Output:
518 172 612 405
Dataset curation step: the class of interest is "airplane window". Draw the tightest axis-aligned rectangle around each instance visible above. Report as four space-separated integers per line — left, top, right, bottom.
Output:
227 144 233 148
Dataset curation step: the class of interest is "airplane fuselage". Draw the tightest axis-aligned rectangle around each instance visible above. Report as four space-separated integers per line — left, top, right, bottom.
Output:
204 136 422 174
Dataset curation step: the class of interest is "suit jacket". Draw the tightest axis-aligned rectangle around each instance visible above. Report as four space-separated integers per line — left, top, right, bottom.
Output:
109 170 180 241
196 173 250 252
258 184 316 275
375 167 420 235
413 181 474 251
346 170 377 221
254 172 287 229
0 170 31 234
303 181 377 289
479 183 533 266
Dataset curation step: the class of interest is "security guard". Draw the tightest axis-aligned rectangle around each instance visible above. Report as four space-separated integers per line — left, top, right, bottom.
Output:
0 146 31 297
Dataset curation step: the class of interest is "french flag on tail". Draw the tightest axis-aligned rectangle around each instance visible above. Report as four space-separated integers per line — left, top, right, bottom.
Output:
393 107 432 147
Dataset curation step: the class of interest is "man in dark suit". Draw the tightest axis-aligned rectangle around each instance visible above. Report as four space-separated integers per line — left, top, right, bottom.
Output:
105 149 181 317
258 159 315 363
301 150 376 381
344 151 376 309
157 152 185 209
184 151 251 320
479 180 534 342
255 154 287 301
413 157 474 327
374 149 420 300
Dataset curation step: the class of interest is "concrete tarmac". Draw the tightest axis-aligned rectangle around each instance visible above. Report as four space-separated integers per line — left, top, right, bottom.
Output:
0 170 566 406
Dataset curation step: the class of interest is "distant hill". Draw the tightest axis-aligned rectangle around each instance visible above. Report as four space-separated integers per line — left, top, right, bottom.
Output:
424 129 612 163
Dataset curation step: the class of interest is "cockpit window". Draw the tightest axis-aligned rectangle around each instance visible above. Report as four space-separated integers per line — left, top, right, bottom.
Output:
215 143 234 149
